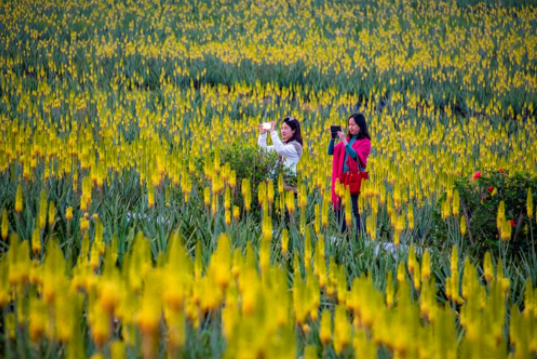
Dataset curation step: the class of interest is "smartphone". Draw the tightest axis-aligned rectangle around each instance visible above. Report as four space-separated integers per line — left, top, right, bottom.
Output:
262 123 271 130
330 125 342 139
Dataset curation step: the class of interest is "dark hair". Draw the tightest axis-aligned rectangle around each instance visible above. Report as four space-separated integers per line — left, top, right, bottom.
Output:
283 117 303 146
348 113 371 140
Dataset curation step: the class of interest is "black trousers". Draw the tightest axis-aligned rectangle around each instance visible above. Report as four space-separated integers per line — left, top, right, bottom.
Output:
335 194 361 234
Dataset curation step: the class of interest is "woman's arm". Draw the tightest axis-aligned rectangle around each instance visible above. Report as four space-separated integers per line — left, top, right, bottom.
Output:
258 132 276 152
345 143 358 160
270 131 298 158
328 139 335 155
258 133 268 148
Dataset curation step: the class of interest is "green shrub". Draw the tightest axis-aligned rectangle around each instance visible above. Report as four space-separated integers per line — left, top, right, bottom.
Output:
453 169 536 257
193 142 295 216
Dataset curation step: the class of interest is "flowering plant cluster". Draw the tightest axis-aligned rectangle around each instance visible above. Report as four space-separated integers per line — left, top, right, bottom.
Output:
454 169 537 257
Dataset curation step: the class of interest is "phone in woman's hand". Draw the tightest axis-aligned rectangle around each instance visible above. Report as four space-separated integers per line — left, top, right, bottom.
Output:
330 125 342 139
262 123 271 130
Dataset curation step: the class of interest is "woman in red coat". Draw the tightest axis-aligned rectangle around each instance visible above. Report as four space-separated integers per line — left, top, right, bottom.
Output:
328 113 371 235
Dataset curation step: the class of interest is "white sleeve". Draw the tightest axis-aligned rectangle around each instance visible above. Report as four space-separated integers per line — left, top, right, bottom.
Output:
258 133 274 152
270 131 298 158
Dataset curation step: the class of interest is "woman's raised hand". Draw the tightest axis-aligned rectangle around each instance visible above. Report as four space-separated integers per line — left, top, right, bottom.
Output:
258 124 267 134
336 131 346 141
269 121 277 133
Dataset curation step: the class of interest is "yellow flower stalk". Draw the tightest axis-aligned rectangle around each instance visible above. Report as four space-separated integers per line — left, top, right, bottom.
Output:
335 178 343 198
393 230 400 247
460 215 467 237
29 296 47 343
408 244 417 275
32 227 41 255
335 265 346 305
299 184 307 209
413 265 421 290
212 193 219 215
484 252 494 283
136 272 162 358
386 271 394 308
213 234 232 290
194 242 203 279
267 179 274 206
66 206 73 221
396 212 405 234
15 184 23 213
281 229 289 255
421 249 431 281
299 207 306 235
497 200 505 229
148 184 155 208
314 204 320 234
500 219 511 241
278 173 284 195
214 149 221 174
452 189 460 216
304 345 317 359
387 196 394 218
353 329 376 359
225 186 231 210
233 205 240 221
48 201 56 226
4 312 15 339
450 245 458 276
242 179 251 212
241 272 258 316
397 261 406 282
110 340 126 359
333 304 350 354
262 205 272 241
344 190 352 229
408 202 414 230
259 237 270 275
39 189 47 229
166 308 186 352
304 228 312 270
91 303 111 349
441 198 450 220
319 309 332 346
80 216 90 232
204 187 211 208
321 196 329 228
1 209 8 240
286 190 295 217
99 280 121 315
258 181 267 207
229 170 237 189
393 184 401 210
90 243 100 271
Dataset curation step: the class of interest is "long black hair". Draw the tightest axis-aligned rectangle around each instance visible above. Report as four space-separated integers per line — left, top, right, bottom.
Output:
348 113 371 140
283 117 303 145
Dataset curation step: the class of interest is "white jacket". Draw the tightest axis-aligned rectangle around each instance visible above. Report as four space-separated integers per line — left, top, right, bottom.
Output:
258 132 302 173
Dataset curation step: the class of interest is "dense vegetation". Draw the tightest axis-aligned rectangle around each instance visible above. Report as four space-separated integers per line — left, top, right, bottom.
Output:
0 0 536 358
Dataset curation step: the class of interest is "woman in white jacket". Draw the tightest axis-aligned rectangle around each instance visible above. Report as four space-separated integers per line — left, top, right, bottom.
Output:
258 117 303 192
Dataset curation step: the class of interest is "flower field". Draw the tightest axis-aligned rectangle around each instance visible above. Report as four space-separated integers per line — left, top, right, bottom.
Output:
0 0 537 357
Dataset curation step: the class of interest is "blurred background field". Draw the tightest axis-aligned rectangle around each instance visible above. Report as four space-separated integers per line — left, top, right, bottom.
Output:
0 0 537 358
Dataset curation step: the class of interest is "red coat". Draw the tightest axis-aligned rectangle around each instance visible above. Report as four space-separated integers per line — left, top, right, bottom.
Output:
331 138 371 209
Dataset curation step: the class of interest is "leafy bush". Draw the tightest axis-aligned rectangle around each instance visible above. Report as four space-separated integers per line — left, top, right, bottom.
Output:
193 142 296 216
453 169 537 257
221 142 278 192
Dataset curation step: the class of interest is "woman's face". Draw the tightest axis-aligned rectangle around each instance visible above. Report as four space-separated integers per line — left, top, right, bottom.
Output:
348 117 360 136
281 122 295 142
